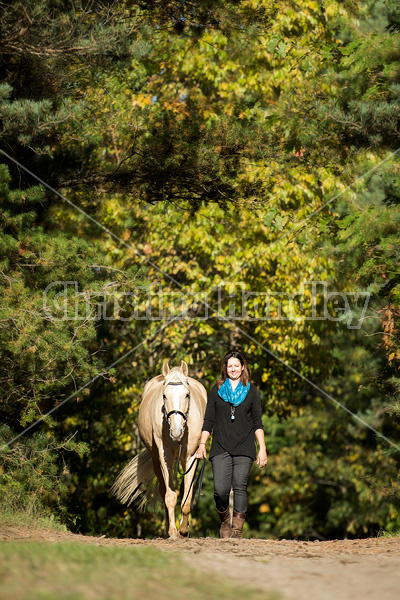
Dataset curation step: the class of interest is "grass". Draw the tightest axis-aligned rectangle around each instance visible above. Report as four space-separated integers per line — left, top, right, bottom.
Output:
377 528 400 538
0 505 67 533
0 541 281 600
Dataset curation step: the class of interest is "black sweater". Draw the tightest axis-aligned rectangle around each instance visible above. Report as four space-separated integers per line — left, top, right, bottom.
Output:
201 382 263 460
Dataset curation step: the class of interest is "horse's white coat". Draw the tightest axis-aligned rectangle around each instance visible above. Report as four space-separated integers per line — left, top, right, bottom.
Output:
111 361 207 539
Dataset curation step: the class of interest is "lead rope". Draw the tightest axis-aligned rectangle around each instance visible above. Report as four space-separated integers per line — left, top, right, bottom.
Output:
190 457 206 511
180 456 206 512
176 442 206 513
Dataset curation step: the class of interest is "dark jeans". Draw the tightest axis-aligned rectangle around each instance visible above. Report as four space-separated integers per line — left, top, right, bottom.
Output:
211 451 253 514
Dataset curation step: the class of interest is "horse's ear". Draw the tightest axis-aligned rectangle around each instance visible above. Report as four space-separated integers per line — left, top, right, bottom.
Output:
162 361 170 378
181 360 189 377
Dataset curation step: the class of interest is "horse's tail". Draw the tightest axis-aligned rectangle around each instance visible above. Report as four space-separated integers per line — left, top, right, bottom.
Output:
110 448 156 510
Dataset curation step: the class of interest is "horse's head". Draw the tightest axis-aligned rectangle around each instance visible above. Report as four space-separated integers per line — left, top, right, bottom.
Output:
162 361 190 442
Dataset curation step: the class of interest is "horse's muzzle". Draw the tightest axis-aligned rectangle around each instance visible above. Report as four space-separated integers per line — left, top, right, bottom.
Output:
168 414 186 442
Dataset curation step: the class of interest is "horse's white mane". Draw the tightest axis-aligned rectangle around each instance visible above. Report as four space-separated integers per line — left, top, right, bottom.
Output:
164 366 189 388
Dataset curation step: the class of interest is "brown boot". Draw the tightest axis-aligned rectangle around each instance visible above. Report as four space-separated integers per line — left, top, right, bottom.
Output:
216 507 231 538
231 511 246 538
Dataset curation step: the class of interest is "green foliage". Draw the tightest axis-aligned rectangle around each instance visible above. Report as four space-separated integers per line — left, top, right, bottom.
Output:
1 0 400 541
318 168 400 421
0 425 87 528
1 163 113 426
248 403 400 539
314 0 400 151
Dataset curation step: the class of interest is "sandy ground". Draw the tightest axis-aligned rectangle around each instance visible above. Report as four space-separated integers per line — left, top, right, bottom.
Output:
1 526 399 600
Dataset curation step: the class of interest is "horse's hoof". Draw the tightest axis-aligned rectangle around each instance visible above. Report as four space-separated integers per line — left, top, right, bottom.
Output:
178 530 189 539
168 531 178 540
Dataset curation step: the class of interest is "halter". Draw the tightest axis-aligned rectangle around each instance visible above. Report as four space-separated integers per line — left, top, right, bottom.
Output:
162 380 191 423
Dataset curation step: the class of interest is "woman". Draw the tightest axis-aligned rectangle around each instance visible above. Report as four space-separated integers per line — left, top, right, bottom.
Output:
195 350 268 538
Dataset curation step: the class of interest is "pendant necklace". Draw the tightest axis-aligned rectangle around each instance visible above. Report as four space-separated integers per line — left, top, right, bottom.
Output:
230 404 235 421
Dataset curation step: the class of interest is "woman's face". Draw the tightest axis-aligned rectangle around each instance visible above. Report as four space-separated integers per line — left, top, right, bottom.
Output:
226 357 244 380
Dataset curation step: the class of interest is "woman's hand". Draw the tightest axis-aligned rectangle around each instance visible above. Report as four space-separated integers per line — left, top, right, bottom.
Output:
195 443 207 460
257 449 268 469
255 429 267 468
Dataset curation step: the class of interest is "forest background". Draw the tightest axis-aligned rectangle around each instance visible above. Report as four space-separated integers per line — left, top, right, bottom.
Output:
0 0 399 540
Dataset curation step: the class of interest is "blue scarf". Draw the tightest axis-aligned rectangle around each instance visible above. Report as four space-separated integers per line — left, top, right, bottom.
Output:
218 378 250 407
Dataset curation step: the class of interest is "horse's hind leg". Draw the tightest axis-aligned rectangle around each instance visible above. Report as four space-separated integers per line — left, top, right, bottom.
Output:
179 454 197 537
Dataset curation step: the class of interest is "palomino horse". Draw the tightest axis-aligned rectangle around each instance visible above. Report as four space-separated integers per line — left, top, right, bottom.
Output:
111 361 207 538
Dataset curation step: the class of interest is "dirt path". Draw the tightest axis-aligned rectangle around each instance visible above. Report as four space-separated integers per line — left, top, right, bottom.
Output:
1 526 399 600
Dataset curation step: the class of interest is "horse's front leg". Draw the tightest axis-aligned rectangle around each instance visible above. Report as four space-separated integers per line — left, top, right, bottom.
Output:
179 453 197 538
151 452 169 533
157 444 178 539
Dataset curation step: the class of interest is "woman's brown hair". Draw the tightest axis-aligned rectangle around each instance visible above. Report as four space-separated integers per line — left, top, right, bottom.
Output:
217 350 251 388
